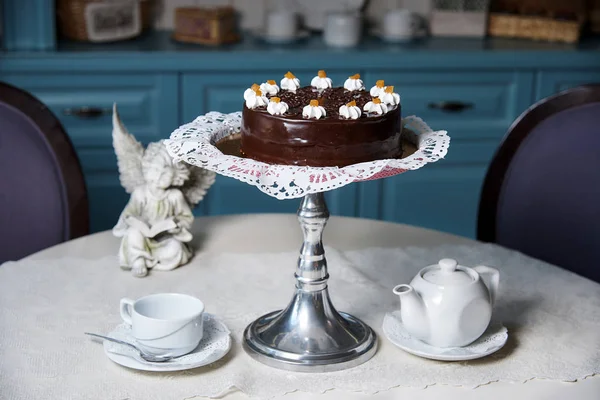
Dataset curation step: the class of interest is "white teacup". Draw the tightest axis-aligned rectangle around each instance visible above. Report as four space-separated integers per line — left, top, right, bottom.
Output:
382 9 422 41
266 10 298 41
120 293 204 357
323 12 362 48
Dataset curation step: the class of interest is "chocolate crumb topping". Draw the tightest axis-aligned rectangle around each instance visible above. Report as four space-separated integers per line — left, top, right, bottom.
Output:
266 86 386 119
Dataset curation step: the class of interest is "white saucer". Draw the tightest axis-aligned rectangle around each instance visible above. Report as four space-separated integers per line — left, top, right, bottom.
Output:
251 29 311 44
371 28 427 43
382 311 508 361
102 313 231 372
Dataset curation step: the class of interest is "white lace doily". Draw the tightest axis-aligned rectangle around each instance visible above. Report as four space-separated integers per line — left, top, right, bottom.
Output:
382 311 508 361
164 112 449 199
102 313 231 372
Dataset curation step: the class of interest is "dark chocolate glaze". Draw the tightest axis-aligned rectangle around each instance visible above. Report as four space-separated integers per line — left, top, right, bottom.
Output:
241 86 402 167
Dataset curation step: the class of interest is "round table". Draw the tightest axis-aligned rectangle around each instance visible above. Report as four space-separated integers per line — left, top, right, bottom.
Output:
3 214 599 400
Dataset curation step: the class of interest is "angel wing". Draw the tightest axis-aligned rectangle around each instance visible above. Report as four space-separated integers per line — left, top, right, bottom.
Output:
112 103 145 193
181 166 217 207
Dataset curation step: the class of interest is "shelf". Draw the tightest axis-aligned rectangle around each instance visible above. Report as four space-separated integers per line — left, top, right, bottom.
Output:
1 31 599 73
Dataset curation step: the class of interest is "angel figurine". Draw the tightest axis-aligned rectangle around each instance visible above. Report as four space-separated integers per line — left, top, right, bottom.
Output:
111 104 216 277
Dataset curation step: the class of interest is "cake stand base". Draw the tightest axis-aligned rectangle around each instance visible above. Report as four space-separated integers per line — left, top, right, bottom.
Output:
242 192 377 372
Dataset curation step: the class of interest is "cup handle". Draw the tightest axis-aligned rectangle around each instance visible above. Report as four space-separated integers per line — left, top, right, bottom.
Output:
119 298 135 325
410 13 425 33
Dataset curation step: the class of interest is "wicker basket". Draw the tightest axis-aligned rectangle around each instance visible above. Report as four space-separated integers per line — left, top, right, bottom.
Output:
488 13 582 43
488 0 585 43
56 0 153 42
172 7 240 46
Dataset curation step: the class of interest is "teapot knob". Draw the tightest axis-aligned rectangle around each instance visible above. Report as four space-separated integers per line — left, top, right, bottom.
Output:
439 258 458 273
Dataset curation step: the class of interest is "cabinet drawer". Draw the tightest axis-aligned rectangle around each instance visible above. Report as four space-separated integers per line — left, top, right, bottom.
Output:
376 166 487 238
536 70 600 100
364 71 534 140
1 72 178 148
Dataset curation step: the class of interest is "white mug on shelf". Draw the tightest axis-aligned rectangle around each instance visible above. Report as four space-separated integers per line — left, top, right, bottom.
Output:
119 293 205 357
382 9 423 41
323 12 362 48
265 10 298 41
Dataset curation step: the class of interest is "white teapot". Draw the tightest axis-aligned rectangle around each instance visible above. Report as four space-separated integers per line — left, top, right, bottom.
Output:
392 258 499 348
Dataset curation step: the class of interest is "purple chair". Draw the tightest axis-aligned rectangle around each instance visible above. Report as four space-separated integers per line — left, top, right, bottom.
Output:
0 82 89 262
478 84 600 283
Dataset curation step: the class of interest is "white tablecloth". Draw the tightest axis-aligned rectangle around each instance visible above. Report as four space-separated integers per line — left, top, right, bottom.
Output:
1 215 599 400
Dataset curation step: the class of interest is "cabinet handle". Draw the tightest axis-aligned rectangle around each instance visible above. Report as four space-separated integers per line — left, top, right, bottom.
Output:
63 106 111 118
428 101 474 113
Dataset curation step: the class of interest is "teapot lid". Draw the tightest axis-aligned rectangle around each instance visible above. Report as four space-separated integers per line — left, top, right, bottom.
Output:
422 259 474 286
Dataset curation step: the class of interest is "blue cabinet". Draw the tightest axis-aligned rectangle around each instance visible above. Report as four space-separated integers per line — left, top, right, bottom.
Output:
357 71 536 237
1 0 56 50
2 33 599 238
1 72 179 232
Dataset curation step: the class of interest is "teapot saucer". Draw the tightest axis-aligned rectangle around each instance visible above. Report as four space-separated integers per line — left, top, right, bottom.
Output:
102 313 231 372
382 311 508 361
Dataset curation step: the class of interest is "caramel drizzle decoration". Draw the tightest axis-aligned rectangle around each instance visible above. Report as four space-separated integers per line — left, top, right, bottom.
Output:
384 85 394 93
346 100 357 107
285 71 296 79
271 97 281 103
317 70 327 78
309 99 320 107
376 80 385 88
349 73 360 79
267 80 276 85
372 97 382 104
251 83 260 91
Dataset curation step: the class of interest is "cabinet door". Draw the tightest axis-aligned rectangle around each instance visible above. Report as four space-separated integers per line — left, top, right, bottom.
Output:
2 73 179 232
181 71 361 218
359 71 535 238
379 167 488 238
536 70 600 100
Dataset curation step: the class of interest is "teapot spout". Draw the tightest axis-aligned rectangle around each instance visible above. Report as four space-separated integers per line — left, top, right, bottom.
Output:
392 284 429 340
474 265 500 306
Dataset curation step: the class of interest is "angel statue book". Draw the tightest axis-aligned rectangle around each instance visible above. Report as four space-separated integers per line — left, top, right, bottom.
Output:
125 216 177 238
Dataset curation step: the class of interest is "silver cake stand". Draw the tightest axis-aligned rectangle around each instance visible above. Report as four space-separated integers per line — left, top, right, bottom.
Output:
165 112 450 372
242 191 377 372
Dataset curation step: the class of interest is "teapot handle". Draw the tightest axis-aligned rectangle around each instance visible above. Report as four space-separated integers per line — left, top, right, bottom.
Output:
473 265 499 306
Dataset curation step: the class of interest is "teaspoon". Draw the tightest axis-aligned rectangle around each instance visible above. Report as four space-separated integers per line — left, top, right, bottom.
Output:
84 332 177 363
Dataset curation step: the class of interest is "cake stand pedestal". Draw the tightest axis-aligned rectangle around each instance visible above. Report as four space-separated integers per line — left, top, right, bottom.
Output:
243 192 376 372
166 111 449 372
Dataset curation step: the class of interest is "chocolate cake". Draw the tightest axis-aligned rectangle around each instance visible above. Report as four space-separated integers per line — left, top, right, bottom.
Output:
241 71 402 167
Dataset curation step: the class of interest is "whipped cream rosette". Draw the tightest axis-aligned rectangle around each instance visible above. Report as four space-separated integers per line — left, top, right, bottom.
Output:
302 99 327 119
364 98 388 115
344 74 365 91
260 80 279 96
243 83 260 101
280 71 301 92
267 97 289 115
244 84 268 109
311 70 333 90
339 100 362 119
381 86 400 106
370 80 387 97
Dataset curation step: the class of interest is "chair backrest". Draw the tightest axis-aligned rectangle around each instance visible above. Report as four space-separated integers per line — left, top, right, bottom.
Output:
0 82 89 262
478 84 600 283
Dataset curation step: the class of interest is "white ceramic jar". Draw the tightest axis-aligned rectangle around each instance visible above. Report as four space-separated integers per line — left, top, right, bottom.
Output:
323 12 362 48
